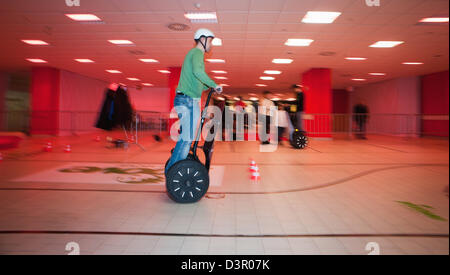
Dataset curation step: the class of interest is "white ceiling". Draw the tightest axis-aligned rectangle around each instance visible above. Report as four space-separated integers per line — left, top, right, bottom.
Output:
0 0 448 95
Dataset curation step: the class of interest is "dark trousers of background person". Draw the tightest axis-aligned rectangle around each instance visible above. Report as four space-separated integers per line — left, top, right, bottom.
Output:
354 116 367 139
278 127 286 144
261 115 271 144
221 110 226 141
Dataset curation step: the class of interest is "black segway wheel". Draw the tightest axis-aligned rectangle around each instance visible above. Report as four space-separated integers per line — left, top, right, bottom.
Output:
165 153 196 176
291 131 308 149
164 158 170 174
164 148 175 175
166 159 209 203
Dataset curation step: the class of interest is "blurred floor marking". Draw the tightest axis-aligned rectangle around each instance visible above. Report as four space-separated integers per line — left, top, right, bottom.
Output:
4 164 447 194
11 162 224 186
396 201 448 221
0 230 448 239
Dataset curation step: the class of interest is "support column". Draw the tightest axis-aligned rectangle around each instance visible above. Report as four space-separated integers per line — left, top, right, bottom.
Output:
421 70 449 137
302 68 332 138
30 67 60 135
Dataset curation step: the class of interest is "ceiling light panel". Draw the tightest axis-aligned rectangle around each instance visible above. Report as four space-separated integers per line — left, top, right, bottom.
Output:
285 39 314 46
302 12 341 24
185 12 218 23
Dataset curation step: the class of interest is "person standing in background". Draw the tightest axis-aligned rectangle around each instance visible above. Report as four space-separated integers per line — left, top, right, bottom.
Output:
259 91 275 145
291 84 305 132
353 101 369 139
234 96 246 111
277 103 289 145
234 96 248 131
213 97 226 141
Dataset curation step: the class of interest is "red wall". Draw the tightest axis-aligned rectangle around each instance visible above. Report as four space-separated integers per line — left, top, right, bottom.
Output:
29 68 173 136
332 89 349 114
58 70 108 135
127 87 170 113
421 71 449 137
30 67 60 135
350 76 421 137
0 73 8 129
0 73 7 111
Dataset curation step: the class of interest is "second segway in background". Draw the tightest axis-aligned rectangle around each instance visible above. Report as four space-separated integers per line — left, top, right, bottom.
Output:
291 129 308 149
278 103 308 149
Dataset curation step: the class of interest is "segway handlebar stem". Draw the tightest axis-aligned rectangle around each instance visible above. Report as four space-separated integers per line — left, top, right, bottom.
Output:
192 88 215 157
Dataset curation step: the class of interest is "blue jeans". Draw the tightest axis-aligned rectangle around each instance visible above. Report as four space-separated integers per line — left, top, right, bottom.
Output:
287 113 294 140
165 94 200 173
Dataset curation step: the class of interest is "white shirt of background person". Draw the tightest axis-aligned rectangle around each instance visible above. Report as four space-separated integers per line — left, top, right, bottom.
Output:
277 109 289 128
260 98 274 116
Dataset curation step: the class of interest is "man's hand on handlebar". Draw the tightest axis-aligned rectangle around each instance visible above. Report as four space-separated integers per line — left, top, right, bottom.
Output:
214 85 223 94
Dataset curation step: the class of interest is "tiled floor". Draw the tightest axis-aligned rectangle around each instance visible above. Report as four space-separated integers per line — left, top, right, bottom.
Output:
0 133 448 255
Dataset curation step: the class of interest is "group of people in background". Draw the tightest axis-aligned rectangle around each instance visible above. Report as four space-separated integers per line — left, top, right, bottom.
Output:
229 83 370 143
260 85 305 145
96 79 370 144
228 84 305 145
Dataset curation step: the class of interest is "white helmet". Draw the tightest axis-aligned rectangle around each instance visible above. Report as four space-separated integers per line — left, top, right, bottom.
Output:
194 28 215 40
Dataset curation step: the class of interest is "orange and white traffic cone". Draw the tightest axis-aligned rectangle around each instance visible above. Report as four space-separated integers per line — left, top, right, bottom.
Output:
43 142 53 152
64 145 72 153
249 160 257 172
251 168 261 184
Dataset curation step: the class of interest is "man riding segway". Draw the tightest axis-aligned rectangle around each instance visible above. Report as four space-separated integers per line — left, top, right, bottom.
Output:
165 29 223 203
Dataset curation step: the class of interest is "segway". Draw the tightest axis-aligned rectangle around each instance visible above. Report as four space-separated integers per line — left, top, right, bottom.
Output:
165 88 216 203
291 129 308 149
288 113 308 149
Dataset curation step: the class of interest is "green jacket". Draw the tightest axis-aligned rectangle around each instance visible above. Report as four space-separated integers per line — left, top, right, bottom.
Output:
177 48 217 98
